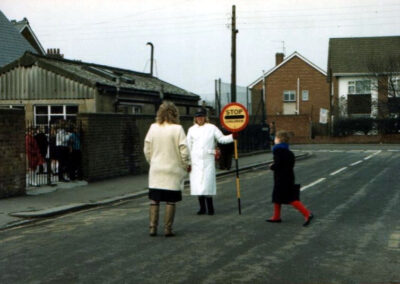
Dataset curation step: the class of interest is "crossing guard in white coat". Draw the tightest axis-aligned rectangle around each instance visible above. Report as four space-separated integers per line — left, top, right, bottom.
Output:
187 108 233 215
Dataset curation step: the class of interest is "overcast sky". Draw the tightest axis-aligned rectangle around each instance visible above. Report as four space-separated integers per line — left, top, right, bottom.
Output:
1 0 399 101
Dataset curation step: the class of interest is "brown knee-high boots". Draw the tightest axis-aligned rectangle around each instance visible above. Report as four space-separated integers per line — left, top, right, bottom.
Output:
149 204 159 236
164 203 176 237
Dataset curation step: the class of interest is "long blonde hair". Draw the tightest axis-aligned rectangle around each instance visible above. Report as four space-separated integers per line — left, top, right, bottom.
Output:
156 101 180 124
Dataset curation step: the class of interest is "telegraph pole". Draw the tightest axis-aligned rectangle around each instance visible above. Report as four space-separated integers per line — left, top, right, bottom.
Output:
231 5 238 102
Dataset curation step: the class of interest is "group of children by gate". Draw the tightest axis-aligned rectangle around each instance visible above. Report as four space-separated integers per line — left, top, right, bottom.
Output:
25 121 82 187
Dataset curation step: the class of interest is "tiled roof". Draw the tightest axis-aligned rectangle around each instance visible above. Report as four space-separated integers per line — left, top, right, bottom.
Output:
248 52 326 88
11 17 46 55
0 10 37 67
328 36 400 74
10 18 28 31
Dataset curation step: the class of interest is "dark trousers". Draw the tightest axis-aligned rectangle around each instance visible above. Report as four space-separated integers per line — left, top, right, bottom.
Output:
57 146 69 180
68 149 82 180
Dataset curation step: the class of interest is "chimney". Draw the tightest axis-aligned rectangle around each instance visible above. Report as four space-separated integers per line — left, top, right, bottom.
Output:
275 53 284 66
46 48 64 59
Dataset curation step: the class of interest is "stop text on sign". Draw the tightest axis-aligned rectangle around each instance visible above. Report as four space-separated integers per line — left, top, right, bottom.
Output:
220 103 249 133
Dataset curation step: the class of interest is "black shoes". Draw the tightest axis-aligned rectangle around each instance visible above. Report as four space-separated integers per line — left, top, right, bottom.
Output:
197 196 215 215
303 213 314 227
206 197 214 215
266 219 282 223
266 214 314 226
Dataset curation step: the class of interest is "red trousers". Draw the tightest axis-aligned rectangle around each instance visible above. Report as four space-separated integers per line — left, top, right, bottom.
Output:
272 201 310 220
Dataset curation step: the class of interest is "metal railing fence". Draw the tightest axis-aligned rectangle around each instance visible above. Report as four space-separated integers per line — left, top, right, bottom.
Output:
25 120 82 188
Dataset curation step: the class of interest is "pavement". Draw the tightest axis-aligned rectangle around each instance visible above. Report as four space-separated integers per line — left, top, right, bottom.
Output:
0 150 310 231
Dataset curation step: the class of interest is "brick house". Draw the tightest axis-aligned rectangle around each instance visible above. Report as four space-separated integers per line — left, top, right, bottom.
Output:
249 52 330 140
328 36 400 119
0 52 200 124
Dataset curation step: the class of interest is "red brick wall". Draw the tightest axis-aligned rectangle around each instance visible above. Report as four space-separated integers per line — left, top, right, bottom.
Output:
302 134 400 144
267 114 311 143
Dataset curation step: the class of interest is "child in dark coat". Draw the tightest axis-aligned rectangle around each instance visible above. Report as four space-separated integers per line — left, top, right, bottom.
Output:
267 130 314 226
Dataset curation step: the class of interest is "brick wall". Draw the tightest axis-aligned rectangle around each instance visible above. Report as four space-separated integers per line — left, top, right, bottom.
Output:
309 134 400 144
267 114 311 143
0 109 26 198
78 113 198 182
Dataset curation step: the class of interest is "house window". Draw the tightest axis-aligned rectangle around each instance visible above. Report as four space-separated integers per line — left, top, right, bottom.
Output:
389 77 400 98
283 90 296 102
348 80 371 95
34 105 78 126
347 95 371 115
302 90 309 101
132 105 142 114
0 105 24 110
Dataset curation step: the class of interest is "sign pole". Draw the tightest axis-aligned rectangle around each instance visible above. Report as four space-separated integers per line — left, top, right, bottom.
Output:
220 102 249 215
234 138 241 214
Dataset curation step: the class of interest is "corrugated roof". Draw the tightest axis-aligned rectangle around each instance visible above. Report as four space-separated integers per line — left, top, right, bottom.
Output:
328 36 400 74
1 52 199 99
0 10 37 67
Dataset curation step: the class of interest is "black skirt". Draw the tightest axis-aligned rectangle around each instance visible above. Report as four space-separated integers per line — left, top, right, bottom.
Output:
149 188 182 202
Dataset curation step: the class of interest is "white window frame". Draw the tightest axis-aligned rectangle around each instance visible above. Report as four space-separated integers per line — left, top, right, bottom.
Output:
283 90 296 102
302 90 309 101
348 80 371 95
34 105 78 126
132 105 142 114
0 105 25 110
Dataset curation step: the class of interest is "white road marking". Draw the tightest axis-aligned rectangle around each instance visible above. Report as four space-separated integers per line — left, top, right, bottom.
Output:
300 178 326 191
388 149 400 152
330 167 348 176
388 228 400 250
350 160 363 166
364 150 381 160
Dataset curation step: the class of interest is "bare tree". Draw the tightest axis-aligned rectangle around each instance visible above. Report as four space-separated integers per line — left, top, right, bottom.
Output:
367 55 400 118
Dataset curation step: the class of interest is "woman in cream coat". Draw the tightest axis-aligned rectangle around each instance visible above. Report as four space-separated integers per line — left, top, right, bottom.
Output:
144 101 190 237
187 108 233 215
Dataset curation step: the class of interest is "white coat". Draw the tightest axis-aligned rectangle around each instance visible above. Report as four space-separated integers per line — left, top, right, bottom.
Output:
144 122 190 191
187 123 233 196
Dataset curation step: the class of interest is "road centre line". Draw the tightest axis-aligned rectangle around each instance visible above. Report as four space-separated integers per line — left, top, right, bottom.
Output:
300 178 326 191
350 160 363 166
330 167 348 176
298 150 382 193
364 150 381 160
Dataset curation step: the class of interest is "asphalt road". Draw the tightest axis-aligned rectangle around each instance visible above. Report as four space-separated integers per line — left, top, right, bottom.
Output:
1 145 399 283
